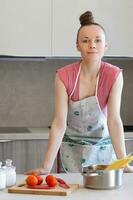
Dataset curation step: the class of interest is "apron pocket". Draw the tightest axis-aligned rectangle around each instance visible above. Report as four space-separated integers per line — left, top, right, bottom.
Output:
60 142 99 172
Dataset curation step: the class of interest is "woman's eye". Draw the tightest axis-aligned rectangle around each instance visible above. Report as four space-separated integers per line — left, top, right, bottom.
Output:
82 40 88 43
95 39 102 43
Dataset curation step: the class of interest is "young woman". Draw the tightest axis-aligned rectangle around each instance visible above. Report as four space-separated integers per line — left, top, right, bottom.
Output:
26 11 133 174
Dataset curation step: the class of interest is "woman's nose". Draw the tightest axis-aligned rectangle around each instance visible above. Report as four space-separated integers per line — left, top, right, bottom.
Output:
89 41 96 49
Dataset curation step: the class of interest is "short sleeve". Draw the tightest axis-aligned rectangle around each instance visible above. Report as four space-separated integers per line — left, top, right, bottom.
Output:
98 62 122 109
56 67 69 92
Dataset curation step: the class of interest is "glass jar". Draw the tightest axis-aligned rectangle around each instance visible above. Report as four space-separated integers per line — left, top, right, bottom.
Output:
0 161 6 190
4 159 16 187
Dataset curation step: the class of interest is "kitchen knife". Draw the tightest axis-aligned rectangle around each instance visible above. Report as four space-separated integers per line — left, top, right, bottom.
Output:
56 178 70 189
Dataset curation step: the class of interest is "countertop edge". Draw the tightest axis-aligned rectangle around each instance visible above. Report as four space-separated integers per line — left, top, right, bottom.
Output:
0 129 133 140
0 128 50 140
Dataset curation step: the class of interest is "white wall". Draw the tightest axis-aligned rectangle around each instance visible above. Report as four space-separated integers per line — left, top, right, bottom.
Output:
0 0 133 57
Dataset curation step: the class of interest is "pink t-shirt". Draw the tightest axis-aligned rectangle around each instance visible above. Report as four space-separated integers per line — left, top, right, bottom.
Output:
57 61 122 110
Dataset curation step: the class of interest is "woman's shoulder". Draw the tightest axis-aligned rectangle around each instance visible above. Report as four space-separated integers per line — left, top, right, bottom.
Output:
57 61 80 75
56 61 80 83
101 61 122 74
100 61 122 81
56 61 80 92
98 61 122 109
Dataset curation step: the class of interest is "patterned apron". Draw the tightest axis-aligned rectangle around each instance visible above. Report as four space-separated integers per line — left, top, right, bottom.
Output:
60 64 116 172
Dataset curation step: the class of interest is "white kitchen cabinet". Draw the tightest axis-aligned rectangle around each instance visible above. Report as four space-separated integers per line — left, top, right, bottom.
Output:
52 0 90 57
0 139 57 173
1 1 133 57
52 0 133 57
0 0 52 56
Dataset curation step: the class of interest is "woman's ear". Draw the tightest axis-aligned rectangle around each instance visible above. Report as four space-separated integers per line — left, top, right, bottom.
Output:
76 42 80 52
104 42 108 51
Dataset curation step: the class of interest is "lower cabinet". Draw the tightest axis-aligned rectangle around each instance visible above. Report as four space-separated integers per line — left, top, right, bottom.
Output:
0 140 57 173
125 139 133 166
0 138 132 173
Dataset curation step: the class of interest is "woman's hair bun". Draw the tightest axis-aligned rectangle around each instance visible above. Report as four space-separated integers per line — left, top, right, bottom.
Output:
79 11 94 26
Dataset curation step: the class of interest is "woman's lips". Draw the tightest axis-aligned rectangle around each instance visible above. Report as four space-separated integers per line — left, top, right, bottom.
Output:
87 52 97 54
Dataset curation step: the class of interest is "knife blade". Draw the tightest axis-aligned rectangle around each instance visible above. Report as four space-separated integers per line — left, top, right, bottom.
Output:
56 178 70 189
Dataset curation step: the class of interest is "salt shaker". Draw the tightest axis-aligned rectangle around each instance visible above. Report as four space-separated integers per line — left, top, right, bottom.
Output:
0 161 6 190
4 159 16 187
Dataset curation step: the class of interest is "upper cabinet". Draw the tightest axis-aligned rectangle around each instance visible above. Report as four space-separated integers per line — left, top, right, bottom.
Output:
1 0 133 57
52 0 133 57
0 0 52 56
52 0 93 57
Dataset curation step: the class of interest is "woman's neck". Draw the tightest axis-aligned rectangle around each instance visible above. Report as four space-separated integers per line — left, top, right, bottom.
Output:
81 59 101 78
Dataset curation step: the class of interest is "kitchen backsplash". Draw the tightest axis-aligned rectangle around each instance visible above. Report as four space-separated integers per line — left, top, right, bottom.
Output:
0 57 133 127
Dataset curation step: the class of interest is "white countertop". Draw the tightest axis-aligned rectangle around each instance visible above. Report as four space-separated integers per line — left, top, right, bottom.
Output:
1 173 133 200
0 128 50 140
0 128 133 141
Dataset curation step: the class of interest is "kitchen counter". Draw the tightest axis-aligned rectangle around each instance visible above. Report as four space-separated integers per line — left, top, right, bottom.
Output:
1 173 133 200
0 128 49 140
0 128 133 141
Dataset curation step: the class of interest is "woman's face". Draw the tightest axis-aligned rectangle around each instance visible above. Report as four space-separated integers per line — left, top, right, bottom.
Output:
77 25 107 62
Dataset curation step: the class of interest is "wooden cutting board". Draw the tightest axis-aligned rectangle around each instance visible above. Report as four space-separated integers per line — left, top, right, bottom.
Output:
8 183 79 196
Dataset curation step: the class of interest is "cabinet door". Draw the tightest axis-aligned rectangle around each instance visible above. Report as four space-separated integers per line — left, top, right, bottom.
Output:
0 140 57 173
125 139 133 166
125 140 133 154
52 0 133 57
0 0 52 56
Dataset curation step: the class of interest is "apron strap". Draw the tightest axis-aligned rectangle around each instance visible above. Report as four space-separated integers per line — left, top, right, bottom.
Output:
95 74 100 97
69 64 81 99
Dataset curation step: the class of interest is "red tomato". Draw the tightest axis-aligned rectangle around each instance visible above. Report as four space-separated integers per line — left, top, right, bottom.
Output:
36 175 43 185
45 175 58 187
26 175 38 186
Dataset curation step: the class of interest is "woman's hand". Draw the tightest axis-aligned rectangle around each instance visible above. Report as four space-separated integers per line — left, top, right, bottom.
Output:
24 168 49 175
124 164 133 173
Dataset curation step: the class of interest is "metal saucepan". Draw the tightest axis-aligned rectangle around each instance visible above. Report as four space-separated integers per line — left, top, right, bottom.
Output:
82 165 123 189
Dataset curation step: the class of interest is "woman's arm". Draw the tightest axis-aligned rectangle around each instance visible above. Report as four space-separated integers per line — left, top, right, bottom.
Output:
25 74 68 175
107 72 133 172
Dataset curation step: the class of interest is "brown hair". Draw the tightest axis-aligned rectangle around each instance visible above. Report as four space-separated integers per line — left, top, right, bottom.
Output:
77 11 105 43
